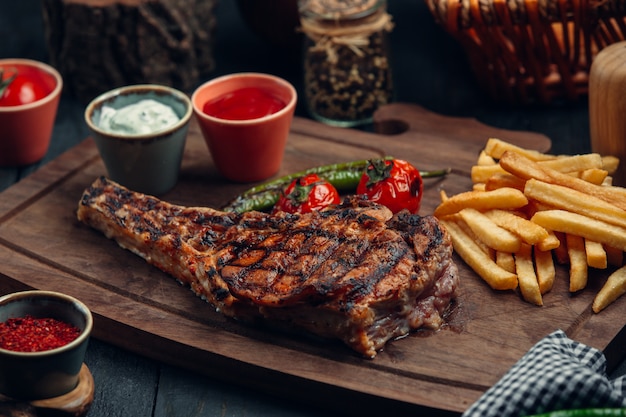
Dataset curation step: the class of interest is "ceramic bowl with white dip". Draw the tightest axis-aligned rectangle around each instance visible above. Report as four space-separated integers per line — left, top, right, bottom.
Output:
85 84 193 195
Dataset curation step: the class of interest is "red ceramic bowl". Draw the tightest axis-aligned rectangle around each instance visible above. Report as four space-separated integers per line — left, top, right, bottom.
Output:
0 58 63 166
191 73 297 183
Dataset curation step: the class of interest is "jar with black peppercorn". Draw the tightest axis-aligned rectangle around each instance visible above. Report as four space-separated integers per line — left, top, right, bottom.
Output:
298 0 394 127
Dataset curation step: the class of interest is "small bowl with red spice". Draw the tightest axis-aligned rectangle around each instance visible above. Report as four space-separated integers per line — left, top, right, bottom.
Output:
0 290 93 400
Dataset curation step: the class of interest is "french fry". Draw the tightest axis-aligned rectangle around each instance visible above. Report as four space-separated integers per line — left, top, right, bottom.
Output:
471 164 507 183
566 234 588 292
538 153 603 173
452 215 494 257
515 244 542 306
584 240 607 269
484 138 556 161
534 246 555 294
526 199 555 215
484 173 526 192
441 219 518 290
499 150 553 182
500 151 626 211
603 184 626 200
483 209 549 245
496 251 516 274
433 187 528 218
439 189 449 203
592 265 626 313
439 138 626 311
523 179 626 229
477 150 496 166
602 155 620 175
531 210 626 252
537 230 561 252
578 168 608 185
458 208 522 253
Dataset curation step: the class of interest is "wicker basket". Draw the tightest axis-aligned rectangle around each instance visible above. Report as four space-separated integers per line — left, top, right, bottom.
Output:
425 0 626 104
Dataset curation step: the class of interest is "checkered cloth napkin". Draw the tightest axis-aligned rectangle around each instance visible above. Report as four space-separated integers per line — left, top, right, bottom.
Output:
463 330 626 417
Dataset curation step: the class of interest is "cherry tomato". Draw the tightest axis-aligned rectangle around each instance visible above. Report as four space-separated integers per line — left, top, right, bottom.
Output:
0 64 56 107
356 158 423 214
272 173 341 214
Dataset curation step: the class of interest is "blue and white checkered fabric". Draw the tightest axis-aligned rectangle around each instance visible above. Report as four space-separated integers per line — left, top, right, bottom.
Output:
463 330 626 417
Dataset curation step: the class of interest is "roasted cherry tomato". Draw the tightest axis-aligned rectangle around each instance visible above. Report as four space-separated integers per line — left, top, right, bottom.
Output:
356 158 423 214
0 64 56 107
272 173 340 214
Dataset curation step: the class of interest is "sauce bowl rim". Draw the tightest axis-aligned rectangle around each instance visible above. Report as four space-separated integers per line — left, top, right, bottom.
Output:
84 84 193 141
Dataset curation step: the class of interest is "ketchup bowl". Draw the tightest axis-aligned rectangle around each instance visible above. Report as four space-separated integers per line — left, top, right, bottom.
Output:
192 72 297 182
0 290 93 400
0 58 63 166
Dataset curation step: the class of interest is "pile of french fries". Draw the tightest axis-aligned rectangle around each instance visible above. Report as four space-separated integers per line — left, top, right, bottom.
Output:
434 138 626 313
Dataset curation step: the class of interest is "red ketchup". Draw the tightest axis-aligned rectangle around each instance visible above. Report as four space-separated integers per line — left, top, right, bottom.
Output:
202 87 287 120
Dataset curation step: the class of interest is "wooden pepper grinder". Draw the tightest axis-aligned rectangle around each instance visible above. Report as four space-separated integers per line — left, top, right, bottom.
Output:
589 41 626 187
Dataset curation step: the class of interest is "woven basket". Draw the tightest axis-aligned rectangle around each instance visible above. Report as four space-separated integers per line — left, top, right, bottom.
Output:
425 0 626 104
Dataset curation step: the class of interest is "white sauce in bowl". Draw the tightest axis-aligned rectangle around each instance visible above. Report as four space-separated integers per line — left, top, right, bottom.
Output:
98 99 180 135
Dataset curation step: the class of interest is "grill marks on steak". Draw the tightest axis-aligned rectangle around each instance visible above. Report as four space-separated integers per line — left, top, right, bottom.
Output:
220 209 408 308
77 176 459 358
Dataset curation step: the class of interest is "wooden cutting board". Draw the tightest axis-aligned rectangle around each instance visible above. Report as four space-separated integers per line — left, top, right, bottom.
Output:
0 103 624 416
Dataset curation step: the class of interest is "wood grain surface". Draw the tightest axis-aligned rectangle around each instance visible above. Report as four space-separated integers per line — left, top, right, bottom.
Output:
0 104 623 415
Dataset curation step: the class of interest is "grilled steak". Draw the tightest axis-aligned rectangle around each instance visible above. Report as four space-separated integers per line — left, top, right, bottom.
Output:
77 176 459 358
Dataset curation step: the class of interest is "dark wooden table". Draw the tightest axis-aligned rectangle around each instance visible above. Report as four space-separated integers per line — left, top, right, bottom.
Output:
2 1 624 416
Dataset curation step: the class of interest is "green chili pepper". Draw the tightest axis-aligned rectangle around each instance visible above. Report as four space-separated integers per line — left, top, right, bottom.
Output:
224 190 282 214
222 157 450 214
239 157 393 197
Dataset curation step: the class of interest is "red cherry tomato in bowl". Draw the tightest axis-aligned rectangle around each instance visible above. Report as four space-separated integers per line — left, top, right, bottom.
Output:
272 173 341 214
0 64 56 107
356 158 423 214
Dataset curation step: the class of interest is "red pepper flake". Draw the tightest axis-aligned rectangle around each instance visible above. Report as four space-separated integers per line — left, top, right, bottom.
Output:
0 315 81 352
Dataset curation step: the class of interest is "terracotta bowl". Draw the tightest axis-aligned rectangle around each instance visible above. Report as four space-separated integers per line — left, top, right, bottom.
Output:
0 290 93 400
0 58 63 166
191 72 297 183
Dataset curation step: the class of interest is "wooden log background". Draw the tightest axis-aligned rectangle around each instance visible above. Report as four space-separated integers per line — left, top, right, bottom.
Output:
42 0 218 103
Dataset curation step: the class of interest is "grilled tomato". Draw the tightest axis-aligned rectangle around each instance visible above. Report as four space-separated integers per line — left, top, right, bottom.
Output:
272 173 340 214
357 158 423 214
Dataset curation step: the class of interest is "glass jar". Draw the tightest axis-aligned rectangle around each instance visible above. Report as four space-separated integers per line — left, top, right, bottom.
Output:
298 0 394 127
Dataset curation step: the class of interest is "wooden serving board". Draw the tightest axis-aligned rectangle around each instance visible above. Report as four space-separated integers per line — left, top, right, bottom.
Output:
0 103 624 416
